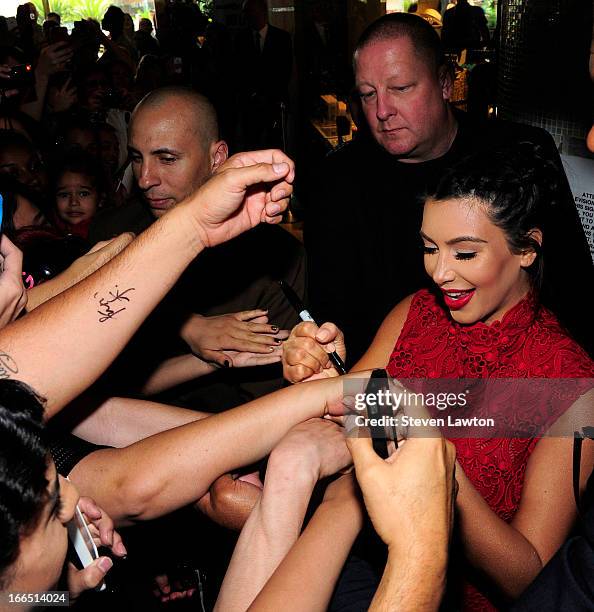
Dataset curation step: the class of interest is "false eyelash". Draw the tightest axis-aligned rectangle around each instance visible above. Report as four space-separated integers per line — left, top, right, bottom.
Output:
455 252 477 260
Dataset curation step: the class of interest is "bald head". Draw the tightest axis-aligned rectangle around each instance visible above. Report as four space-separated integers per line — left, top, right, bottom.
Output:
128 87 228 218
132 87 219 150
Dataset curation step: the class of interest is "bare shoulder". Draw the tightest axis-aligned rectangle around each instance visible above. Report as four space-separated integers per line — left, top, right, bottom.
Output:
353 294 415 371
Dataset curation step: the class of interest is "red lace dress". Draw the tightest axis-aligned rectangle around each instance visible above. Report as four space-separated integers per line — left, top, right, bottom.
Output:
386 289 594 610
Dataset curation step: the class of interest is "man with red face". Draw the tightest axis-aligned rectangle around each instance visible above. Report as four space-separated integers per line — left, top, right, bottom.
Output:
304 12 593 368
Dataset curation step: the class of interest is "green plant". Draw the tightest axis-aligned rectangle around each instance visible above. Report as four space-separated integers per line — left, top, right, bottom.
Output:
47 0 78 23
71 0 110 22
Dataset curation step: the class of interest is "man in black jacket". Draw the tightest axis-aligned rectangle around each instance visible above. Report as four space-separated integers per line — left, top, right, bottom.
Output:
234 0 292 149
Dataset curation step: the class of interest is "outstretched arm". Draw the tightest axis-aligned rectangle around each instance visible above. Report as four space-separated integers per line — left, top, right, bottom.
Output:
68 375 351 525
25 234 135 311
247 473 364 612
215 418 352 612
0 151 294 418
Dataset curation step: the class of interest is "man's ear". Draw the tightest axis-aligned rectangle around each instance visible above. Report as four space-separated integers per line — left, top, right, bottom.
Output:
439 65 453 101
210 140 229 172
520 228 543 268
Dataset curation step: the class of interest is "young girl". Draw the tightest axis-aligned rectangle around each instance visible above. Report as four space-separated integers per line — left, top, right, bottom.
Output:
50 152 106 239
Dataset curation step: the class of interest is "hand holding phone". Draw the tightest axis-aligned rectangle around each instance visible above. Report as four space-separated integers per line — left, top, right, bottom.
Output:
0 64 33 93
67 505 102 576
66 495 127 593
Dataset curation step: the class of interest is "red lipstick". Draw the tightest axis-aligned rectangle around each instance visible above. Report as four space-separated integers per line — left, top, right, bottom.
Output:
441 288 475 310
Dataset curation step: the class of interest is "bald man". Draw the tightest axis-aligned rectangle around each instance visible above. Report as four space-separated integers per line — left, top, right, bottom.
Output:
129 87 228 220
90 87 305 408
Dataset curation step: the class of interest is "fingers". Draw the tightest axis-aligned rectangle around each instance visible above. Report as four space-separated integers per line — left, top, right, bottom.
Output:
67 558 112 599
249 314 269 324
214 316 286 352
87 240 111 253
218 159 292 224
87 232 134 261
0 234 23 263
225 149 296 184
226 160 291 191
315 322 342 352
283 321 334 382
110 528 127 557
346 435 381 473
262 189 290 224
77 496 102 519
78 496 114 547
200 348 231 368
233 308 268 322
284 338 328 375
221 332 282 353
224 347 283 367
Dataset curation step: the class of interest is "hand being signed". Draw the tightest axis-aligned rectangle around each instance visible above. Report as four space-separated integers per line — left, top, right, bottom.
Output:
181 310 289 368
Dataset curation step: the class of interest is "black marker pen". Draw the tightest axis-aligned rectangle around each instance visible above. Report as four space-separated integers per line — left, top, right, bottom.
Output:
278 280 347 375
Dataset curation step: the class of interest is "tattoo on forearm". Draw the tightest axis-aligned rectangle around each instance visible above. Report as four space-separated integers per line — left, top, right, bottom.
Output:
0 352 18 379
94 286 136 323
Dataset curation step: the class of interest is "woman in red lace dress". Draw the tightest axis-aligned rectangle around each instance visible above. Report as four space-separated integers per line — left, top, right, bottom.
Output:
283 144 594 609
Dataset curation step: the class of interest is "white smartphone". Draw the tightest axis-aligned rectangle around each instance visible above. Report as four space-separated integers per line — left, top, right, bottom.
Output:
67 505 106 591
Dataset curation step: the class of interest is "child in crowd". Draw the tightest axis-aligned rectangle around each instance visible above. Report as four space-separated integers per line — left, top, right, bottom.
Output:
50 153 106 239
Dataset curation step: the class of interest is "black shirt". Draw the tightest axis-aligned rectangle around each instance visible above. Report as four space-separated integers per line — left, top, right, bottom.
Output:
305 112 594 365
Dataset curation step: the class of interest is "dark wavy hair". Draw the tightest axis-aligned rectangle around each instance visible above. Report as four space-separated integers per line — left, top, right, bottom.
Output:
49 150 107 200
0 380 49 589
428 142 561 290
0 174 47 238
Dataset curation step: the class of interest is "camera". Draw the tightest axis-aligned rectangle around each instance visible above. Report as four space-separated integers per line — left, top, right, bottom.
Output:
1 64 33 92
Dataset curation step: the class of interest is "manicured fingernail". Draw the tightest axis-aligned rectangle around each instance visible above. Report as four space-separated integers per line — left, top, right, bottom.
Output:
273 162 287 174
116 541 127 555
276 189 286 199
224 360 230 368
269 346 275 352
275 338 282 344
267 203 281 215
98 557 113 573
271 326 279 332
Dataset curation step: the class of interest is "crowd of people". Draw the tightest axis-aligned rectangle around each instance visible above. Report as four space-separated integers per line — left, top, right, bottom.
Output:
0 2 593 611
